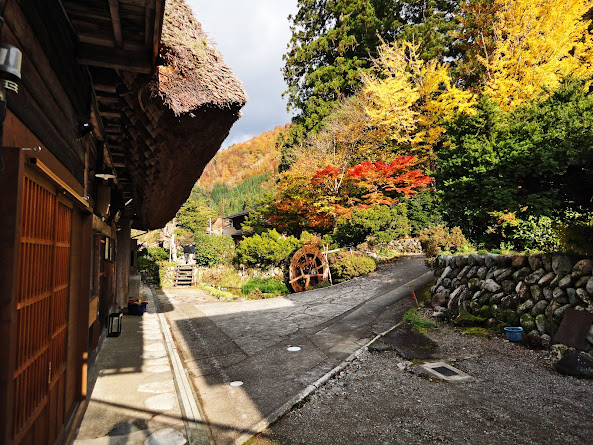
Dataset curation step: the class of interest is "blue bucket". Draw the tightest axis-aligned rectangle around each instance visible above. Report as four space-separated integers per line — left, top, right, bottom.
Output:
128 301 147 316
504 326 523 342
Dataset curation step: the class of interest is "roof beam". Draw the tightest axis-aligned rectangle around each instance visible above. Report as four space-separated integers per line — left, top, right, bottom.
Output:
145 1 155 46
152 0 164 62
96 95 120 104
100 111 122 119
108 0 124 47
94 84 117 93
78 43 152 73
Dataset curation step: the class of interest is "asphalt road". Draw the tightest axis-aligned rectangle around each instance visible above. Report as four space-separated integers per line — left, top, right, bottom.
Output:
155 255 433 445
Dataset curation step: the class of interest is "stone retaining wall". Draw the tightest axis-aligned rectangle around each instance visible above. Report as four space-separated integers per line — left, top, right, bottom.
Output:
431 254 593 344
388 238 422 254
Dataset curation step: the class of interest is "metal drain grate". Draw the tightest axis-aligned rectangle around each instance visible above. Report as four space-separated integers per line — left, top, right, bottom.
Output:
420 362 472 382
431 366 458 377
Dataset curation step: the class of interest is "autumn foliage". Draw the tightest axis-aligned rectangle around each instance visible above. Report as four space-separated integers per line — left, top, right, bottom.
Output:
361 41 475 168
268 155 432 234
345 158 433 199
198 124 288 190
190 0 593 251
482 0 593 110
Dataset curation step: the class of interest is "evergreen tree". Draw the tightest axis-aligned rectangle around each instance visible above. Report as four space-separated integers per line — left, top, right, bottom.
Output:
283 0 397 132
281 0 460 169
451 0 498 89
438 79 593 244
208 174 272 215
176 197 216 234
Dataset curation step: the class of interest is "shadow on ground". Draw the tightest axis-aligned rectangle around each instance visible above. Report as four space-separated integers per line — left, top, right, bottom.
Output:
157 256 433 444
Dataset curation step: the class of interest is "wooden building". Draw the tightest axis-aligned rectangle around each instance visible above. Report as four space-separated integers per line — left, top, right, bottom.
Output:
0 1 246 444
223 209 251 245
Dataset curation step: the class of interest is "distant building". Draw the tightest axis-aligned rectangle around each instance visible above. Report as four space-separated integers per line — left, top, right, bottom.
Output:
207 217 225 235
223 210 250 244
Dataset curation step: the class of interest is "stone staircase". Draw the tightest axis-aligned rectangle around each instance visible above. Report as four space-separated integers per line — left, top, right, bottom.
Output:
175 264 195 286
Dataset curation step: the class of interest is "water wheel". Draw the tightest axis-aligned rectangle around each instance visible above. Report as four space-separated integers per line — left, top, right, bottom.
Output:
287 245 330 293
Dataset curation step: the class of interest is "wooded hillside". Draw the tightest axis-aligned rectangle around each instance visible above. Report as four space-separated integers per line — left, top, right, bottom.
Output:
197 124 288 191
189 124 288 216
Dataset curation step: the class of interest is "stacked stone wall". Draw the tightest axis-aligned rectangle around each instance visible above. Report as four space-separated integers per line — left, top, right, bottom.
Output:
431 254 593 343
387 238 422 254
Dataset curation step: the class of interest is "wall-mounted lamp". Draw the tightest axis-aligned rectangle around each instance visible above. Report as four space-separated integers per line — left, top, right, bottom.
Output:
125 198 133 206
77 119 94 137
0 43 21 93
0 38 22 173
95 173 117 180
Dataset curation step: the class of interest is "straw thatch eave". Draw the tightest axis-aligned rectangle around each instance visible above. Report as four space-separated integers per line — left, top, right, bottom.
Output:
156 0 247 114
89 0 247 230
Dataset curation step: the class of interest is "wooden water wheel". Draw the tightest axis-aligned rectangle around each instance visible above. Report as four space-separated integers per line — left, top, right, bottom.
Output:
287 245 330 293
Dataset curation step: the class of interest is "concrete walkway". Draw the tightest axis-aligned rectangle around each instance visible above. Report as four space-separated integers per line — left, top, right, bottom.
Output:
72 283 206 445
157 255 432 445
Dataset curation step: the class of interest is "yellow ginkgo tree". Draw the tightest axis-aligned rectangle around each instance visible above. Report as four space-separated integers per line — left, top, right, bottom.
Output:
361 41 475 169
482 0 593 110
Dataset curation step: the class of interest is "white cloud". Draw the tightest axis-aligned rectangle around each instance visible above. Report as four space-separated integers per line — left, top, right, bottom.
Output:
186 1 297 148
225 132 255 148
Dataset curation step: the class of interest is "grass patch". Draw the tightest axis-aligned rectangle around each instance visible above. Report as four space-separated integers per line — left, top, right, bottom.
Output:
199 283 238 301
417 281 433 306
241 277 288 296
403 307 437 333
244 289 280 300
462 327 490 337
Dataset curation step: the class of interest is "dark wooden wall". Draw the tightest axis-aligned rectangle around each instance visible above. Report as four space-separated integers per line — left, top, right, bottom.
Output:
2 0 92 183
0 148 24 445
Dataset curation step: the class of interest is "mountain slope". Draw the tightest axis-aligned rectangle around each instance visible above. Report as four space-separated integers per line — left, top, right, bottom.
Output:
192 124 289 215
197 124 288 191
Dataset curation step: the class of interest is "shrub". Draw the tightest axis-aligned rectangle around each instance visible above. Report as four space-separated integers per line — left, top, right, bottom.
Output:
137 256 160 284
557 214 593 255
199 264 245 288
511 215 561 252
137 247 171 285
194 234 236 267
241 277 288 296
300 230 322 246
333 204 409 247
330 253 377 282
419 225 469 259
148 246 169 262
235 229 302 268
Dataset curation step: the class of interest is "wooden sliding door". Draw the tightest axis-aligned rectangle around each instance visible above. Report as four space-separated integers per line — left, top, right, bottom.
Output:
12 172 72 445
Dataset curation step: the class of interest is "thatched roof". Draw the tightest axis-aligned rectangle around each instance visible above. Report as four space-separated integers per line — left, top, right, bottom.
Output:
157 0 247 114
120 0 246 229
69 0 247 230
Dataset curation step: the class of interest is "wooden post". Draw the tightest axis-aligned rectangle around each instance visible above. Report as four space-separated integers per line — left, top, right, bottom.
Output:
77 214 92 399
115 219 132 309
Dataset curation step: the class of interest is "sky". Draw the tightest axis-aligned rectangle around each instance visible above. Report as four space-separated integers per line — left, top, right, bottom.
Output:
186 1 298 148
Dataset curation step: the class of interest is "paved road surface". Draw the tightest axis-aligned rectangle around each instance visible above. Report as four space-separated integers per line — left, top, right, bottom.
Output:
156 255 432 445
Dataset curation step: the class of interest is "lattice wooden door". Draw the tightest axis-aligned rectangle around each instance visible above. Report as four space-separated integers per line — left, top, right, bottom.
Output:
12 173 72 445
